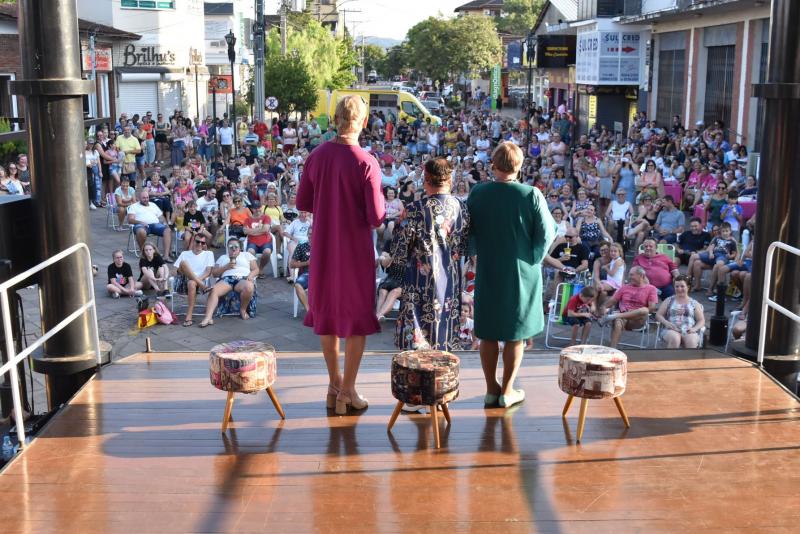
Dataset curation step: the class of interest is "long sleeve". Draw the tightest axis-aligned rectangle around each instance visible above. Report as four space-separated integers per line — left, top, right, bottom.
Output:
363 161 386 227
389 204 419 273
530 187 557 264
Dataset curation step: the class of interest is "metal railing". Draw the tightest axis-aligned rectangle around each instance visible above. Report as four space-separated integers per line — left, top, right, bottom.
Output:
757 241 800 365
0 243 100 449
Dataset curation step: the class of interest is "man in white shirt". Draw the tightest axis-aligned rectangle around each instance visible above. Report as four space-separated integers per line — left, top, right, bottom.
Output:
196 187 220 236
173 234 215 325
217 120 234 158
284 211 311 268
128 190 173 260
199 237 258 326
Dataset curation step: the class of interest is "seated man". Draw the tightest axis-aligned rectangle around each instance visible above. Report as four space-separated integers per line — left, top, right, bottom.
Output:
601 266 658 348
653 195 685 244
199 237 258 327
196 187 220 238
547 231 589 291
289 226 312 312
677 216 711 271
173 234 215 325
128 190 173 261
632 238 679 298
283 210 311 278
244 210 274 278
106 249 142 298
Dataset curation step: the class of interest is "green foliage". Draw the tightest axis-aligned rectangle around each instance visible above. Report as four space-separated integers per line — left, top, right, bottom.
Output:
357 44 386 77
263 51 318 114
265 18 355 91
405 15 502 82
495 0 546 35
381 44 411 78
0 118 26 165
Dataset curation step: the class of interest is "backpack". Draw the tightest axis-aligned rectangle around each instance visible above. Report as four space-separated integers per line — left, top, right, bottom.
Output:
153 300 177 325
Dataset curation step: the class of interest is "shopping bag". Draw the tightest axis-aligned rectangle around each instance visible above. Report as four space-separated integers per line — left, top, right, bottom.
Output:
153 300 177 325
138 309 158 329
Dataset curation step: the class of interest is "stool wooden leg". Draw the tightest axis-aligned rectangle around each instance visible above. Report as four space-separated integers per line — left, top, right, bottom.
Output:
430 404 440 449
441 403 451 425
562 394 574 418
221 391 235 433
266 387 286 420
576 398 589 443
387 400 403 431
613 397 630 428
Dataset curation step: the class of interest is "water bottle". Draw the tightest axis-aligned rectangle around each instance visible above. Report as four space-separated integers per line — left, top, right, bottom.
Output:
741 228 750 248
2 436 13 461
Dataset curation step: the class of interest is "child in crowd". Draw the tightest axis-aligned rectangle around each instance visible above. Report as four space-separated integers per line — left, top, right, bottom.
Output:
693 221 738 295
563 286 598 345
720 190 743 239
458 302 478 350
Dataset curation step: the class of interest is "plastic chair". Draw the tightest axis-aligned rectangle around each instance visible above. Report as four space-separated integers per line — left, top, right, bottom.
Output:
168 275 213 316
106 193 128 231
599 312 655 349
544 281 585 349
290 268 300 318
654 322 706 349
725 310 742 352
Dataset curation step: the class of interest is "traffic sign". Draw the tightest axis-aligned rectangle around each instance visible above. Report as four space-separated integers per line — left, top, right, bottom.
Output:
265 96 279 110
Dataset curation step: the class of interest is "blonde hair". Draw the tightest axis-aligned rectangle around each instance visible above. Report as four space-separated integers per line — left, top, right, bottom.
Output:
334 95 367 134
491 142 524 175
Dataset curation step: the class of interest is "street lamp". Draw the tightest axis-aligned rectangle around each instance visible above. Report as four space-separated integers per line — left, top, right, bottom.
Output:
525 29 536 159
225 29 237 154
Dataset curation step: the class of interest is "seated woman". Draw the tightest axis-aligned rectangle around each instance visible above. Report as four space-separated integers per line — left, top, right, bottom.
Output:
375 228 404 321
377 187 404 244
655 275 705 348
289 226 312 312
627 194 658 250
138 241 169 294
575 204 612 261
225 195 252 238
199 237 258 327
181 200 213 250
548 206 573 253
106 249 142 298
262 192 285 256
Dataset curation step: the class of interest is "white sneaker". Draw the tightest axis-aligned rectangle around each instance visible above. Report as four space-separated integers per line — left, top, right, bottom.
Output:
134 290 143 297
88 203 97 211
110 293 120 299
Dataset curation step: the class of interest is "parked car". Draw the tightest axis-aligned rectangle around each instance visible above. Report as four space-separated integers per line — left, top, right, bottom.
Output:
421 98 443 113
367 70 378 84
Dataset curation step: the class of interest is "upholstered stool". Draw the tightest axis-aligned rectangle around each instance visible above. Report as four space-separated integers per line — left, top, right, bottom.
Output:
387 350 460 448
558 345 630 442
209 340 285 432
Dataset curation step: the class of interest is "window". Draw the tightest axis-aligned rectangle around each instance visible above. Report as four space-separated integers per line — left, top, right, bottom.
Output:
402 101 421 117
704 45 736 129
121 0 175 9
656 49 685 127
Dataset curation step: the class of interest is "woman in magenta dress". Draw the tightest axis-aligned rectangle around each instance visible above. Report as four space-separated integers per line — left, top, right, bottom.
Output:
296 95 385 415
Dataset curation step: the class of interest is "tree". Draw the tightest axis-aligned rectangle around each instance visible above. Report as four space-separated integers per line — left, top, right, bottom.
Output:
495 0 546 35
358 44 386 77
404 16 502 83
381 44 411 79
263 51 318 115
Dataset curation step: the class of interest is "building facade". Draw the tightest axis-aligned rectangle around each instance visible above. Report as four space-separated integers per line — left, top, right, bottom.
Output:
78 0 208 120
531 0 578 110
619 0 771 151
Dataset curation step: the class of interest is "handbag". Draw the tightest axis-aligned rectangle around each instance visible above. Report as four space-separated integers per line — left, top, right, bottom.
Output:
137 309 158 329
123 161 136 175
153 300 177 325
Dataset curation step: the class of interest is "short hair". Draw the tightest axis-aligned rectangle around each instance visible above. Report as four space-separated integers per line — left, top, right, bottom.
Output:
334 95 367 134
580 286 598 299
689 216 702 224
727 190 739 199
111 249 124 259
673 274 691 286
491 142 523 175
643 237 657 246
720 221 732 230
629 265 648 282
664 195 674 204
424 157 453 188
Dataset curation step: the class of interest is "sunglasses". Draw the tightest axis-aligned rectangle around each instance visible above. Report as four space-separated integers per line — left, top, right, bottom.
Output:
228 244 240 250
194 239 206 245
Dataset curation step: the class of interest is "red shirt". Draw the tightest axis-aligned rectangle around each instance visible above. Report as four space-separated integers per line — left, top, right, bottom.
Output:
632 253 676 288
613 283 658 313
244 215 272 247
562 294 591 319
253 121 268 141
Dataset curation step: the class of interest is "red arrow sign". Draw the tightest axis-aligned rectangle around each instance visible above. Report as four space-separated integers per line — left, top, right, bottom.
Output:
622 46 636 53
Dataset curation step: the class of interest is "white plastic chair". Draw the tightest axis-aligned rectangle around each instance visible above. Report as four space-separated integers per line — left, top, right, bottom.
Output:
290 268 300 318
599 312 655 349
654 323 706 349
544 282 586 349
168 275 213 316
106 193 128 231
725 310 742 352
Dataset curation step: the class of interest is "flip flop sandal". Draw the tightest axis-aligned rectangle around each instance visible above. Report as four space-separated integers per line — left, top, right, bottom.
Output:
182 319 193 327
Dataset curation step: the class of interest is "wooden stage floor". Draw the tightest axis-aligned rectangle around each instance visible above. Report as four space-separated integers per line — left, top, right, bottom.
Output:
1 349 800 533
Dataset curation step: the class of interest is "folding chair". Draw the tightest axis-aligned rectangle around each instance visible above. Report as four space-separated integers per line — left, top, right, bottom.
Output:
128 225 162 258
654 323 706 349
106 193 128 231
600 312 655 349
290 268 300 318
168 275 213 316
544 281 585 349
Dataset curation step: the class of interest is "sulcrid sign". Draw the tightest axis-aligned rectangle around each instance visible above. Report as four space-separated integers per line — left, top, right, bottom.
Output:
122 44 177 67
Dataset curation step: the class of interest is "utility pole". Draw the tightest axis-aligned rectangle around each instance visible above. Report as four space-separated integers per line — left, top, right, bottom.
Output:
88 29 96 116
361 34 365 84
524 30 535 158
253 0 265 121
280 0 290 56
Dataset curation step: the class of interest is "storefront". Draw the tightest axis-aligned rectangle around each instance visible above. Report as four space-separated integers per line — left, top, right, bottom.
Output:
80 39 114 119
574 22 650 137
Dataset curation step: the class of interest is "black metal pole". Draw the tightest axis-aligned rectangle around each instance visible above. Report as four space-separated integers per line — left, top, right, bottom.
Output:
744 0 800 360
13 0 97 408
212 86 217 121
231 60 237 155
525 31 535 160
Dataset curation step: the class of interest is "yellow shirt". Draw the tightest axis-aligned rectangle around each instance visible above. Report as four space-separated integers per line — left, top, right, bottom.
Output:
262 205 283 224
238 122 249 141
116 135 141 163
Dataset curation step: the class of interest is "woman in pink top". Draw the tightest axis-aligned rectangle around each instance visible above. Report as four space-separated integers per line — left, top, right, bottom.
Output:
296 95 385 415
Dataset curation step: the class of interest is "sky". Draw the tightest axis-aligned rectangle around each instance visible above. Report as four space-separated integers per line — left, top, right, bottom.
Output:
265 0 468 41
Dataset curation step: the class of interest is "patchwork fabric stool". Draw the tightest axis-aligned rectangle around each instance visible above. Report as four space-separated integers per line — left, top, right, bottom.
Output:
209 340 285 433
388 350 460 449
558 345 630 442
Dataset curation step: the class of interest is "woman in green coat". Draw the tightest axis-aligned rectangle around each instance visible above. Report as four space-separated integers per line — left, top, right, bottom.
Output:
467 142 556 408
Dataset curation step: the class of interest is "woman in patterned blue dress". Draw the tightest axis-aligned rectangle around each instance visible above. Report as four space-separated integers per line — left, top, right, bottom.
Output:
389 157 470 350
